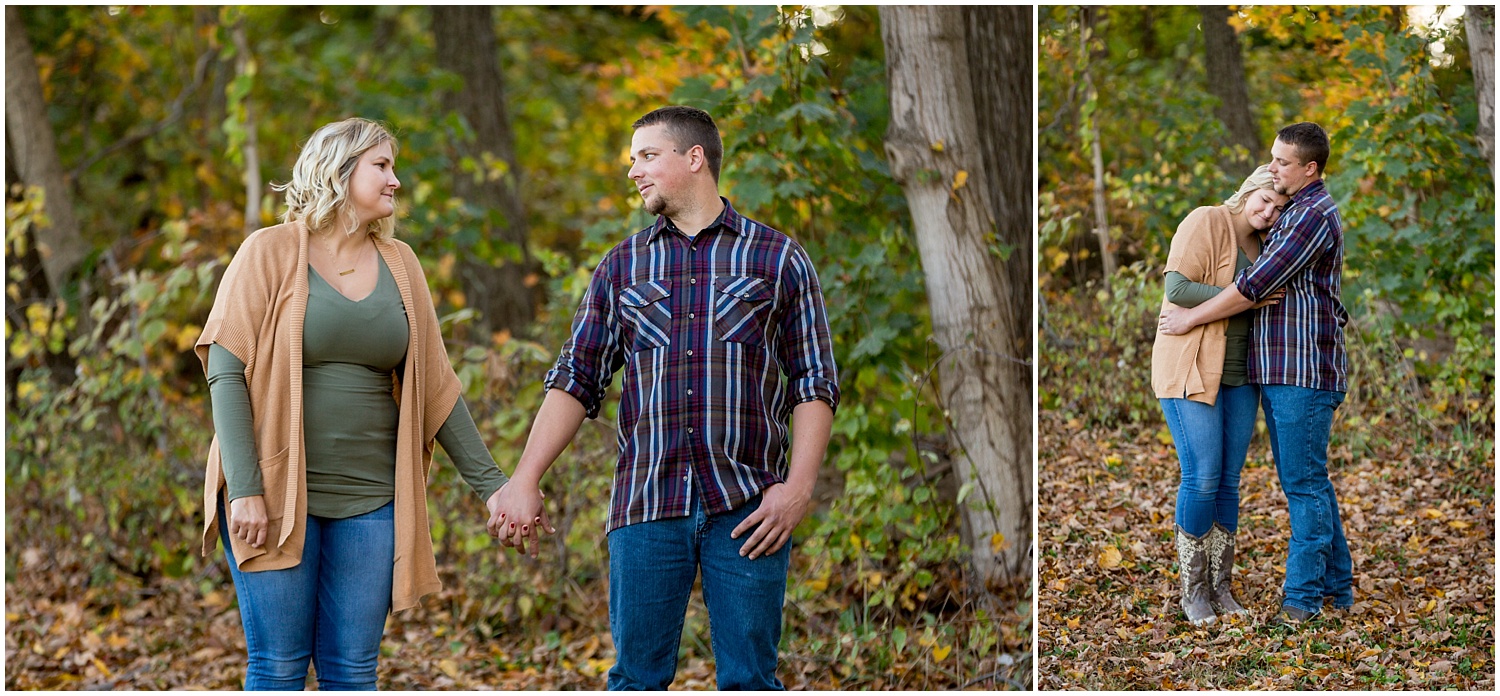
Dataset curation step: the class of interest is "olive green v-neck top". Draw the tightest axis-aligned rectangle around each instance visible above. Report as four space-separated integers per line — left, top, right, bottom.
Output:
207 255 507 518
1165 248 1252 387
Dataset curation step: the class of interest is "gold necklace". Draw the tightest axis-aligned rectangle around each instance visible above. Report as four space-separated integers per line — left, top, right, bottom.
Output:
321 234 362 276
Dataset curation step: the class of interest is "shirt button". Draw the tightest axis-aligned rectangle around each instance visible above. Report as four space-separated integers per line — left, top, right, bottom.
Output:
687 389 694 395
689 313 696 319
689 278 697 285
687 427 695 434
682 475 689 482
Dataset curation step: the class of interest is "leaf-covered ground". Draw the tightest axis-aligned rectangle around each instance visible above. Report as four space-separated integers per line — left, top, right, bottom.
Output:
5 532 1027 690
1037 412 1495 690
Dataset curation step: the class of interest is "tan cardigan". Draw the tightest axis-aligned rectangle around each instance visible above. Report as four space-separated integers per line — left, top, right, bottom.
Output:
1150 205 1248 406
195 221 462 612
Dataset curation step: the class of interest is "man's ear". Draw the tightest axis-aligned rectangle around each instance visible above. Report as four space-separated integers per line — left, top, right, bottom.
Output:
687 144 706 174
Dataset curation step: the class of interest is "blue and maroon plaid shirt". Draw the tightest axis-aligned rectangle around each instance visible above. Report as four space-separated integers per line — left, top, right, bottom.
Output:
545 198 840 532
1234 179 1349 393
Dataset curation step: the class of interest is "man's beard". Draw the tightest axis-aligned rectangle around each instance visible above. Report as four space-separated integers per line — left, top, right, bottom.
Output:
644 192 670 216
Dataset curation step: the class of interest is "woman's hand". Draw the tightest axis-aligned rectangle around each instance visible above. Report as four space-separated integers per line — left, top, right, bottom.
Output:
1158 307 1199 336
486 482 556 559
1252 287 1287 309
229 495 269 549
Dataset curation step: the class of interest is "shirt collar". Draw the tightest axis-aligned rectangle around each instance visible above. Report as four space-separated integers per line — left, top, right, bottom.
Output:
1289 179 1326 207
647 197 742 243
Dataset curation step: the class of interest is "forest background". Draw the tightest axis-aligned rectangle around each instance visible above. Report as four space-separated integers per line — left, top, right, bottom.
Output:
4 5 1030 690
1037 5 1494 690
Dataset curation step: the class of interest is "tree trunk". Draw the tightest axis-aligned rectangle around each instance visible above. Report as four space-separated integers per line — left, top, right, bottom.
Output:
6 6 88 293
1200 6 1261 171
1079 9 1117 280
1467 5 1495 176
231 20 263 234
881 5 1031 590
431 6 536 338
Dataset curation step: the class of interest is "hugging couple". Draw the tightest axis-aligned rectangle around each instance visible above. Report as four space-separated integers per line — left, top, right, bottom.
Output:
1153 122 1352 627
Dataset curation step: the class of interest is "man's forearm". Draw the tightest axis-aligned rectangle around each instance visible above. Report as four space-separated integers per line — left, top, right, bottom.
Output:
511 388 589 487
784 400 834 496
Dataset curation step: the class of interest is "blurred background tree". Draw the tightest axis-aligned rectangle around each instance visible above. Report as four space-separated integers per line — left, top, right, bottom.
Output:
4 6 1030 689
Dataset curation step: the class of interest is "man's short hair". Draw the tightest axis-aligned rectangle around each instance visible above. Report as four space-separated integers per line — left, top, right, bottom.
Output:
1276 122 1330 176
633 106 723 182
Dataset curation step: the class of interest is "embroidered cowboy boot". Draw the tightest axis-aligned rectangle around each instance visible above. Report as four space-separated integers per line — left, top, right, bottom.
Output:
1175 525 1216 626
1206 522 1250 617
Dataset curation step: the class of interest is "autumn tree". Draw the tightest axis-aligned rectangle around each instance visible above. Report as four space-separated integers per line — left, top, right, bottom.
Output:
5 6 88 294
432 6 536 338
1467 5 1494 175
1199 5 1260 170
880 5 1032 589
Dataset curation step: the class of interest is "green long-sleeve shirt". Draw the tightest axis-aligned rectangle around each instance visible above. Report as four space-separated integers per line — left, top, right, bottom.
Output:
207 255 507 518
1164 248 1252 387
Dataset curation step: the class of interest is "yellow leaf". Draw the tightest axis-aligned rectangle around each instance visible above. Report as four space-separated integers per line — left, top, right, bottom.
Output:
805 571 830 593
1448 520 1471 530
932 644 952 661
439 659 460 679
1434 398 1448 413
990 532 1007 553
1066 616 1080 629
1098 546 1122 570
951 170 969 191
1421 508 1444 519
930 140 945 152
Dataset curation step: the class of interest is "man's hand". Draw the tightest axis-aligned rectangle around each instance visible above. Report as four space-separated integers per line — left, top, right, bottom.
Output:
486 482 556 559
730 482 812 560
229 495 269 549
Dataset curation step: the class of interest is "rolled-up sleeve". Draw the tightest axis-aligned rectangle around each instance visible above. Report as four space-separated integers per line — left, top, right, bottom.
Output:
1234 206 1335 302
776 242 840 413
544 257 624 419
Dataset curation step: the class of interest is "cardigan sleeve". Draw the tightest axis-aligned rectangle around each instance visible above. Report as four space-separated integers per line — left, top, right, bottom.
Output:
195 229 280 376
397 242 463 444
1161 207 1219 286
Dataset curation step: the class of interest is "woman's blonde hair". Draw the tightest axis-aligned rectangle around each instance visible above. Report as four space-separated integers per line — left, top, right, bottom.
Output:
1222 163 1275 215
272 118 398 240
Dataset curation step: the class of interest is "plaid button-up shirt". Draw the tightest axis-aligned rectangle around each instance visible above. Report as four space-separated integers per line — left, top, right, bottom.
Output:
1234 180 1349 393
545 199 840 532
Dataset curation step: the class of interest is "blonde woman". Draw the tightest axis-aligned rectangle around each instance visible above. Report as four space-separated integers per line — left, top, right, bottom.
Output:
196 118 513 689
1150 165 1287 627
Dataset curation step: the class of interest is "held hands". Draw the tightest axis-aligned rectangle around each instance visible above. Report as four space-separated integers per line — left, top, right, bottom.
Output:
228 495 269 549
486 481 556 559
730 482 812 560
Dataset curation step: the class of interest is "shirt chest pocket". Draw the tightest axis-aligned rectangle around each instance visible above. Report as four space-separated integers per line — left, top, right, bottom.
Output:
619 280 672 352
713 276 775 347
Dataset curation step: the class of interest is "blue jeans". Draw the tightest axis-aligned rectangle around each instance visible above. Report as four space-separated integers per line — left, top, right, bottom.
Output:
1261 385 1352 614
606 493 791 690
1161 384 1260 536
219 497 395 690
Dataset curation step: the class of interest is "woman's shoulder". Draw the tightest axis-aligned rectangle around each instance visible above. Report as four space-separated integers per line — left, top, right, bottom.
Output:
1176 205 1230 236
235 221 303 263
